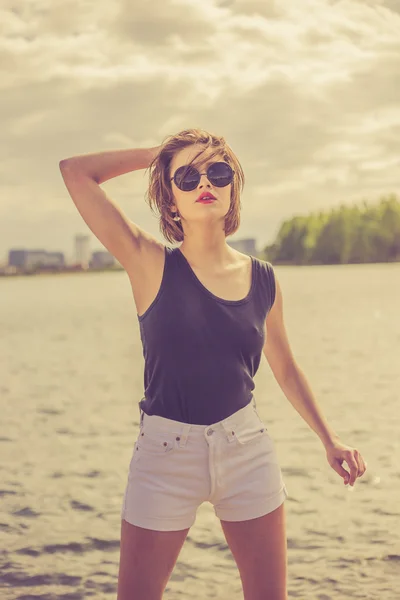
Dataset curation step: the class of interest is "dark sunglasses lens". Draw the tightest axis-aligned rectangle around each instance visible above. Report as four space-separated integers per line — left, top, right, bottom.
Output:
208 162 233 187
174 166 199 191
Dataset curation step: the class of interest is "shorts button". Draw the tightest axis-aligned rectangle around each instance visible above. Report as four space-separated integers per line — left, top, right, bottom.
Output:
163 442 168 446
231 431 235 435
176 436 180 441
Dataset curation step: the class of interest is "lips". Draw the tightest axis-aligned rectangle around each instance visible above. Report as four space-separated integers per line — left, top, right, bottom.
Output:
196 192 216 202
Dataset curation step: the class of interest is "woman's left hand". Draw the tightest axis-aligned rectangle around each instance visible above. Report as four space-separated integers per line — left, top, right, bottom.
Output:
325 440 367 486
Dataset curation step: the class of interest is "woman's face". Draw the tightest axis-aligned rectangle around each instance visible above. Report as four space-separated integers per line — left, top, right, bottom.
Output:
169 144 232 227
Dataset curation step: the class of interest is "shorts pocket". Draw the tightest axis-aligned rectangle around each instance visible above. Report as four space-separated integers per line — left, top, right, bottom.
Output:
233 420 268 446
135 428 176 457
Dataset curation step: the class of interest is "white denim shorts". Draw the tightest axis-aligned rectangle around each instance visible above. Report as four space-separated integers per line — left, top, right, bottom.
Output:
121 399 288 531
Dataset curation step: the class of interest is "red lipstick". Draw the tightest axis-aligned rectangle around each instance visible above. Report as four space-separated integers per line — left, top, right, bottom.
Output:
196 192 216 202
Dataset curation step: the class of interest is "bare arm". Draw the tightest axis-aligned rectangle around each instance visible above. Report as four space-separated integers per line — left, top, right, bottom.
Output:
59 146 160 184
264 276 340 448
59 146 163 273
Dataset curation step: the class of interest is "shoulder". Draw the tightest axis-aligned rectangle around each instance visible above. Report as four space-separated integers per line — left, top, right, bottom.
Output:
252 255 275 278
250 253 273 268
232 251 275 283
229 248 250 263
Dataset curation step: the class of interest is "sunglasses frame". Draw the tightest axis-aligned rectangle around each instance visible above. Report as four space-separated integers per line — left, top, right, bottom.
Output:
170 161 235 192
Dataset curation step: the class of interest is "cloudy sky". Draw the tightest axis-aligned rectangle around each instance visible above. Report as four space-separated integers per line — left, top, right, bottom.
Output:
1 0 400 263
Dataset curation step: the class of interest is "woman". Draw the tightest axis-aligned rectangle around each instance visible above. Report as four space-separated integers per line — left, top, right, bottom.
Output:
59 129 367 600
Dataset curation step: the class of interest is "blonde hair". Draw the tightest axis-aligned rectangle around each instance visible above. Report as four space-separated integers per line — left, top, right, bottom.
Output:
144 128 245 244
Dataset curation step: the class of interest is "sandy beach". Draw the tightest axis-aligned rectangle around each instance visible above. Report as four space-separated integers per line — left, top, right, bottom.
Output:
1 263 399 599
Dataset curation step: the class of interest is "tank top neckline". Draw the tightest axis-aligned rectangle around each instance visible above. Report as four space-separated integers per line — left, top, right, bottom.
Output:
175 246 256 306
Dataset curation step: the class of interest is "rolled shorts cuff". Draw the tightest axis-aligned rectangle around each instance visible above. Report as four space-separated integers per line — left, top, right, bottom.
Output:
122 510 196 532
215 485 288 522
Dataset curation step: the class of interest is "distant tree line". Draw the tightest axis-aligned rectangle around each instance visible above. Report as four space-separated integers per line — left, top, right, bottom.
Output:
261 194 400 265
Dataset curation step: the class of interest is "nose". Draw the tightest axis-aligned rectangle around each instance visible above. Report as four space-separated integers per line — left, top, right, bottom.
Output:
198 172 212 188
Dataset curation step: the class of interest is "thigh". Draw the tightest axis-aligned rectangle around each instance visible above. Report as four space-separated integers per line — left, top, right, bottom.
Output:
220 503 287 600
117 519 190 600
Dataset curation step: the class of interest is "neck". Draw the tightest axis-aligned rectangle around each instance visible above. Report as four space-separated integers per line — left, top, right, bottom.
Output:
178 239 236 269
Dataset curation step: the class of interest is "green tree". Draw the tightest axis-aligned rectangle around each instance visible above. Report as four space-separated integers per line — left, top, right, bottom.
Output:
261 194 400 265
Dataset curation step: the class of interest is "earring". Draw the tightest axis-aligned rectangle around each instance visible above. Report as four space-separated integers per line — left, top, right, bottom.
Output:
172 212 181 221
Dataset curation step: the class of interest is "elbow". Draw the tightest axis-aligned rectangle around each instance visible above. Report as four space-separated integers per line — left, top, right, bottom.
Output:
59 159 73 170
59 159 94 181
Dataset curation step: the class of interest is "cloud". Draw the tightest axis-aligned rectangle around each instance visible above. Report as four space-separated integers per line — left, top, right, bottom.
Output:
1 0 399 261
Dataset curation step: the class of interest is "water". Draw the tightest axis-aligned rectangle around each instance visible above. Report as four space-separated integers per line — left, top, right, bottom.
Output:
1 263 399 599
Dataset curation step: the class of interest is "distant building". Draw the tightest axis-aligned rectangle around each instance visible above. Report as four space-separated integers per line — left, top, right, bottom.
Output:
75 234 90 269
8 249 29 268
90 251 115 268
43 252 65 267
227 238 257 256
8 249 65 268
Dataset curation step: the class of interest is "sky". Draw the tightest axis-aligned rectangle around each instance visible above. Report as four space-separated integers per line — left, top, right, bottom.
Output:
1 0 400 264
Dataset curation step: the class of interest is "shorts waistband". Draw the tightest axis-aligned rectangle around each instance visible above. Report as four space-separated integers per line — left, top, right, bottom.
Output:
138 397 259 438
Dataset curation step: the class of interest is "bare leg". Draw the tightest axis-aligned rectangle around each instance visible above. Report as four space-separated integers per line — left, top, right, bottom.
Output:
220 503 287 600
117 519 190 600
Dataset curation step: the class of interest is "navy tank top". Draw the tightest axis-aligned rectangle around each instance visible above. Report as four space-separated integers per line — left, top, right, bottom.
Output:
138 246 276 425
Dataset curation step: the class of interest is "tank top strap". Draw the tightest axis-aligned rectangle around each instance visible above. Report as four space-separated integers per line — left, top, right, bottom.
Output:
251 257 276 315
166 245 185 276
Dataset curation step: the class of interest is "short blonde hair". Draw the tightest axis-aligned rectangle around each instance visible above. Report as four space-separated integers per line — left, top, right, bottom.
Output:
144 128 245 244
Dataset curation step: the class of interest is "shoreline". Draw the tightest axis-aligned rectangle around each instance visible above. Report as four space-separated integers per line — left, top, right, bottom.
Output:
0 266 125 278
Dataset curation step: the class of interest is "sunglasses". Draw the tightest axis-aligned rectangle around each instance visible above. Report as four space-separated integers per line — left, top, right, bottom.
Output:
170 161 235 192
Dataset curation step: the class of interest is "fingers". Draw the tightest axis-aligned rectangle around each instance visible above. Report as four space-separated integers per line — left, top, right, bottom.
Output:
355 449 367 479
328 444 368 487
343 451 358 485
335 462 350 482
346 449 367 486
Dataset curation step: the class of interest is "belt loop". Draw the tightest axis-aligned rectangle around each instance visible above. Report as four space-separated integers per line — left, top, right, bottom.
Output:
138 397 145 427
221 414 235 440
228 421 237 443
178 423 191 447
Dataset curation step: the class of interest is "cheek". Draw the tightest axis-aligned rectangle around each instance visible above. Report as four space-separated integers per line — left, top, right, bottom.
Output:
174 191 197 210
174 190 186 203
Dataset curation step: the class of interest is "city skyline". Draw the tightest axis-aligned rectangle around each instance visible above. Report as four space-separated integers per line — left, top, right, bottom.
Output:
0 233 259 266
2 235 257 270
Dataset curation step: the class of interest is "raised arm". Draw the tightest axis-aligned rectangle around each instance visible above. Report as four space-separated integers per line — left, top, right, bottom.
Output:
59 146 162 273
